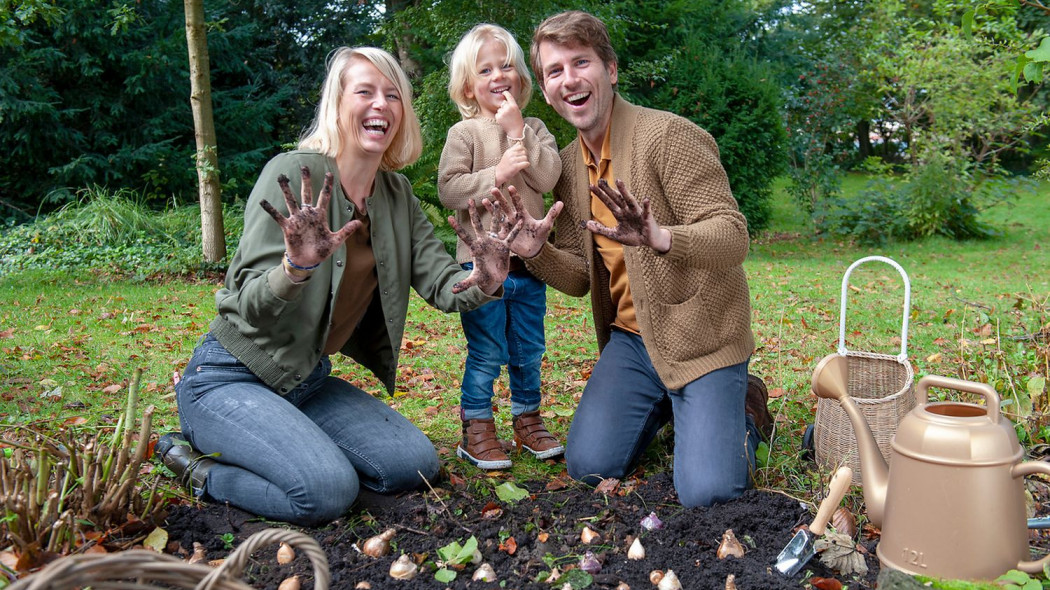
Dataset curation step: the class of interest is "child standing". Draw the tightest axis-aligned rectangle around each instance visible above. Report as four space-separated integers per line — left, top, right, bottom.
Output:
439 23 563 469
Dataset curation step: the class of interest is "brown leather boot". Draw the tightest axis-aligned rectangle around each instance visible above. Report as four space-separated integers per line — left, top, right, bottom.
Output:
457 418 511 470
511 411 564 460
746 373 774 441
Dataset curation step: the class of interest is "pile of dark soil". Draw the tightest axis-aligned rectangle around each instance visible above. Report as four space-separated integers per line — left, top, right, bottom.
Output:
163 472 880 589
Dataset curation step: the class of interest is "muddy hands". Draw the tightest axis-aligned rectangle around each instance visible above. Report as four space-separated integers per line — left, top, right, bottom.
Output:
489 185 562 260
259 166 361 270
449 198 522 295
586 178 670 252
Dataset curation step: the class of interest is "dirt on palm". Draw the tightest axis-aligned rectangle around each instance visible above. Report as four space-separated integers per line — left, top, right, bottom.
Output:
162 467 881 590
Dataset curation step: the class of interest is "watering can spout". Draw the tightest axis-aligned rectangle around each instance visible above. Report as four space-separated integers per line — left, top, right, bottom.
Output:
811 354 889 527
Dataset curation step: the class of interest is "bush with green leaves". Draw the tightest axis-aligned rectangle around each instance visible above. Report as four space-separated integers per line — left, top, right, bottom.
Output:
645 47 787 233
0 186 243 278
815 154 1031 245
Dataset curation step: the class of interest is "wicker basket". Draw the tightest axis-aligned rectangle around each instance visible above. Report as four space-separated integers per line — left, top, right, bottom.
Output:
814 256 916 485
8 527 330 590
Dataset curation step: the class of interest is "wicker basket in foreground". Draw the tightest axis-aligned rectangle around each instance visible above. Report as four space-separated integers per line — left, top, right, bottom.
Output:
8 527 330 590
813 256 916 485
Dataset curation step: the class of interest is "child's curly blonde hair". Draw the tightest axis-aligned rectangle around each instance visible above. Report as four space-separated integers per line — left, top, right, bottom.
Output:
447 24 533 120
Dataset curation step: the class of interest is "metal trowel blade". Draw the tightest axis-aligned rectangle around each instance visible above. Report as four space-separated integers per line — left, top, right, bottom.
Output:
774 466 853 577
774 528 815 575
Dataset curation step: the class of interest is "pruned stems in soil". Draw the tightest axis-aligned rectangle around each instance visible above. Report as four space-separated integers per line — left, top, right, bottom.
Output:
0 369 165 557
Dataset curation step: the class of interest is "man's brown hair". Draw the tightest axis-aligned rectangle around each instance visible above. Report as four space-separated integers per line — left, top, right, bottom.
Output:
530 10 618 83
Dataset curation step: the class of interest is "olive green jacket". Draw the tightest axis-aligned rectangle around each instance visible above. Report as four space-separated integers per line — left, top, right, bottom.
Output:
210 151 498 395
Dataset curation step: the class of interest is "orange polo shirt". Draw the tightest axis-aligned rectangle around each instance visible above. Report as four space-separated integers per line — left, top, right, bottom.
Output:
582 122 639 335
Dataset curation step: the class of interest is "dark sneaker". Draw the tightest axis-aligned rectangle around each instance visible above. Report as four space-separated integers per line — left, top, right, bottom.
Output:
457 418 512 470
155 432 217 496
511 410 564 460
746 374 774 441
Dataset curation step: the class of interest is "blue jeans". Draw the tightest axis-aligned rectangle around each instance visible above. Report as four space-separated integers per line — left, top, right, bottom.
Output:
174 335 439 526
565 330 758 507
458 264 547 420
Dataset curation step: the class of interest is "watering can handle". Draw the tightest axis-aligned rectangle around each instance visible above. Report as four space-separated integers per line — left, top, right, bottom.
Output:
838 255 911 362
1013 461 1050 574
915 375 1001 423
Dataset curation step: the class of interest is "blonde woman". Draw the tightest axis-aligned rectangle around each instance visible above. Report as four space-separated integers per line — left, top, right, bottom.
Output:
438 24 563 470
158 47 527 526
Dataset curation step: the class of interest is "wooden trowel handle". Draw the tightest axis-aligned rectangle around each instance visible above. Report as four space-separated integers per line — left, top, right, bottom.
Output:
810 466 852 536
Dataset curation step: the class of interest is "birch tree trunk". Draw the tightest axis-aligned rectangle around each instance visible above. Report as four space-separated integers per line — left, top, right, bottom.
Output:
184 0 226 263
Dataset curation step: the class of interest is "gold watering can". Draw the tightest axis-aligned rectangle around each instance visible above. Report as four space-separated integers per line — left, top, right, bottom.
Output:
812 354 1050 580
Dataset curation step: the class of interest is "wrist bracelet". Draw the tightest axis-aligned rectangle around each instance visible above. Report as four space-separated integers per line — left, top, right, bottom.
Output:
507 134 524 143
284 252 321 271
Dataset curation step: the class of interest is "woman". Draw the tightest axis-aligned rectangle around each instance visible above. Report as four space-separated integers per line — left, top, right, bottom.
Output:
159 47 524 526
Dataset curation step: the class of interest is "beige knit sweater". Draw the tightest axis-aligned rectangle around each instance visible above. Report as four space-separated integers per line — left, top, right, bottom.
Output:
438 116 561 263
526 95 755 389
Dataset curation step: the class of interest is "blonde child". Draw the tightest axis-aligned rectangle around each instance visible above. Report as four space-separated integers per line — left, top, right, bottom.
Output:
438 23 562 469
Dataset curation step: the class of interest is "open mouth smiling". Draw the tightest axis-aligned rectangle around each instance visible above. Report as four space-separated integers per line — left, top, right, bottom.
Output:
363 118 389 135
565 92 590 107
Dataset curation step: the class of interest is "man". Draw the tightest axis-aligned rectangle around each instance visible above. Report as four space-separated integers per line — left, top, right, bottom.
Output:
505 10 772 507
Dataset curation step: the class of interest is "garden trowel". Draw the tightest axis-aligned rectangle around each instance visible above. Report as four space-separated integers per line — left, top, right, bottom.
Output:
775 465 852 575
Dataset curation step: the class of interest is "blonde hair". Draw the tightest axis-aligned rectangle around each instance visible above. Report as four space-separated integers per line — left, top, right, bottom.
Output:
299 47 422 171
447 24 533 120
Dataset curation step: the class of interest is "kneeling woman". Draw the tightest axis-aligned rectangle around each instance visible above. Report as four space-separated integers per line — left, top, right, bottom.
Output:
160 47 521 526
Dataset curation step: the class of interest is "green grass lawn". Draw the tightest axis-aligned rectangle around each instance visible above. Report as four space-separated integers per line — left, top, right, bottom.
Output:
2 177 1048 497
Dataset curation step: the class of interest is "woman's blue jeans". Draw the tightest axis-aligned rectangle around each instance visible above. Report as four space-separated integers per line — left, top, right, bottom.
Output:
174 334 439 526
458 264 547 420
565 330 758 507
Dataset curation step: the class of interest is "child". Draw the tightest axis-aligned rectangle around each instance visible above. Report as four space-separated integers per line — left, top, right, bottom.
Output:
438 23 563 469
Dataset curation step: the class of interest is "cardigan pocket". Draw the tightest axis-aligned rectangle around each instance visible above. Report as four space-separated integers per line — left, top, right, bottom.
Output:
648 290 719 362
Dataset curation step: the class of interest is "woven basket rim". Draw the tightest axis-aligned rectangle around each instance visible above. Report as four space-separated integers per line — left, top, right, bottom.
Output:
8 527 330 590
841 351 915 405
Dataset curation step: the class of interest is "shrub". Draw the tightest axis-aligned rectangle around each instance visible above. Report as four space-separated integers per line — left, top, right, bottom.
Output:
815 155 1030 245
0 186 243 278
645 47 788 233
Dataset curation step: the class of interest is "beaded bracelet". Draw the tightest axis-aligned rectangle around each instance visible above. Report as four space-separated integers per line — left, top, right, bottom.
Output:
507 134 524 143
284 252 321 271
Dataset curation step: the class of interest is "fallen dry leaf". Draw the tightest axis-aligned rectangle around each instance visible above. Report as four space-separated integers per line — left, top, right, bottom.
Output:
546 475 570 491
0 550 18 570
498 536 517 555
809 576 843 590
594 478 621 496
481 501 503 519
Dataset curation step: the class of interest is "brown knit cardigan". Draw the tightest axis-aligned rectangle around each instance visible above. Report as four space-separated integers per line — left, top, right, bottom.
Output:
438 116 561 263
526 95 755 389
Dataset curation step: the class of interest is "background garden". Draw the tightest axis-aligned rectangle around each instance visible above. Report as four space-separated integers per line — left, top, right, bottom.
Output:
1 0 1049 587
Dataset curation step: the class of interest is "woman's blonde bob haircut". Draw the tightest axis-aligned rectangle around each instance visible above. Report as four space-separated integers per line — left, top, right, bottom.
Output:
447 24 533 120
299 47 422 171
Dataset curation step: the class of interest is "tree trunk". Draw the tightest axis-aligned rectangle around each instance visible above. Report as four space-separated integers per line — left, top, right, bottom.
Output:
856 119 872 160
386 0 422 80
184 0 226 263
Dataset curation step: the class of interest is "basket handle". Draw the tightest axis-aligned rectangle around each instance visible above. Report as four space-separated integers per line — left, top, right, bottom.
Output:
197 528 331 590
838 255 911 362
